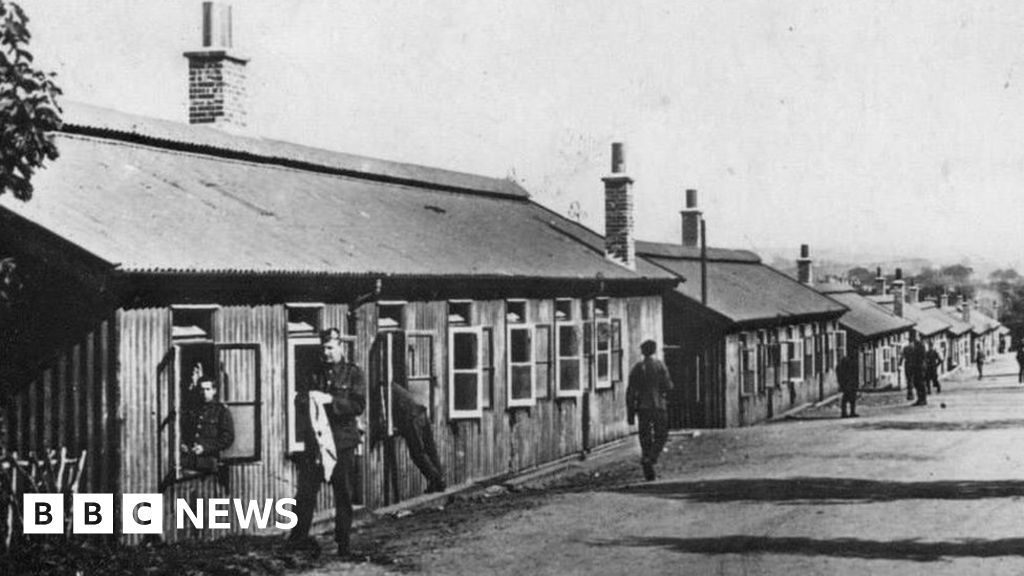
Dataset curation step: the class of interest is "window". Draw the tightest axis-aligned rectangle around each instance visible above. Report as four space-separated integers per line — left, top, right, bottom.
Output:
449 326 483 418
158 307 262 490
555 300 582 397
836 330 848 360
756 332 768 393
826 332 836 371
449 301 473 326
803 333 815 380
555 299 573 322
378 302 405 331
787 338 803 381
740 335 756 396
506 300 526 324
535 324 552 398
507 324 535 407
595 318 612 389
610 319 623 383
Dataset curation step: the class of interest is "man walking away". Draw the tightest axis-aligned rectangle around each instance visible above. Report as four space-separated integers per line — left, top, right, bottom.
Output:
975 345 986 380
1016 345 1024 384
837 353 859 418
627 340 673 482
924 342 943 394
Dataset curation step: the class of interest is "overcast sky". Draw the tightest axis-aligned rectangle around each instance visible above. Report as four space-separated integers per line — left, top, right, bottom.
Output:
19 0 1024 269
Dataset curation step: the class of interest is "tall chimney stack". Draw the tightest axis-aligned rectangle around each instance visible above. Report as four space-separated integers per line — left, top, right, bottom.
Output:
892 268 905 318
603 142 635 270
907 278 920 305
939 289 949 309
184 2 249 129
680 189 702 248
962 298 972 324
796 244 813 285
874 267 886 296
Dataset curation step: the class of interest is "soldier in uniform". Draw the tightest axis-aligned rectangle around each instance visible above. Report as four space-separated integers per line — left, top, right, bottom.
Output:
626 340 673 482
837 352 859 418
924 342 943 394
181 376 235 473
388 383 446 493
901 334 927 405
288 328 366 558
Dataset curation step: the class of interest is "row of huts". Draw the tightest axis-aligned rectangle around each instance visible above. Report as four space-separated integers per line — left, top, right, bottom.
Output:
0 5 1005 540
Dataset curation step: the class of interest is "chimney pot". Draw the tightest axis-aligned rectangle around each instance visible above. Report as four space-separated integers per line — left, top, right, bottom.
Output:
800 244 809 259
796 244 813 285
685 188 697 209
184 2 248 129
611 142 626 174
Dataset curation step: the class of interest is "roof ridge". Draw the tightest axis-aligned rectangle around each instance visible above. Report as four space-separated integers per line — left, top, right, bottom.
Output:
60 101 530 200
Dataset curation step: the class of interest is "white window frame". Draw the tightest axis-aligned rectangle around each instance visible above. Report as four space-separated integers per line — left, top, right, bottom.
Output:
836 330 848 360
286 334 320 453
787 339 804 383
594 317 613 390
507 324 536 408
740 336 757 397
555 321 584 398
449 325 485 419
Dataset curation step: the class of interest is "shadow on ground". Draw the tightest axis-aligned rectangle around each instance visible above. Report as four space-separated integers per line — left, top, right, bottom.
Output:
590 535 1024 562
610 477 1024 504
853 419 1024 432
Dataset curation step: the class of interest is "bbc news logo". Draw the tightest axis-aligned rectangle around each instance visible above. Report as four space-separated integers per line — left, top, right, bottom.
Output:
23 494 298 534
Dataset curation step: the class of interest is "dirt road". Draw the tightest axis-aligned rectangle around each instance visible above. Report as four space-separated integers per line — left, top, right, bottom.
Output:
325 353 1024 575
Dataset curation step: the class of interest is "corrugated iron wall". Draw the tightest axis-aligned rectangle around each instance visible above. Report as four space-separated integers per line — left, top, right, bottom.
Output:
3 315 119 495
113 294 659 539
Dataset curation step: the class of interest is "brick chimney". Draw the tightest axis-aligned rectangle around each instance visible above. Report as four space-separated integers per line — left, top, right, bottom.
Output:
680 189 701 248
874 267 886 296
796 244 813 285
962 299 972 324
892 268 905 318
939 290 948 309
603 142 635 270
184 2 249 129
907 279 920 304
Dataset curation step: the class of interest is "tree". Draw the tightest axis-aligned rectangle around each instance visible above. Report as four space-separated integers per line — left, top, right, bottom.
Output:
1 0 62 201
847 267 875 289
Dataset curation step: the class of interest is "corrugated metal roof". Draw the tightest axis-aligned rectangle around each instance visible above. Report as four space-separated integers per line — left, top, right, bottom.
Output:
935 306 972 335
636 241 760 263
820 290 914 339
61 102 528 199
0 133 666 282
962 308 1000 335
642 244 847 324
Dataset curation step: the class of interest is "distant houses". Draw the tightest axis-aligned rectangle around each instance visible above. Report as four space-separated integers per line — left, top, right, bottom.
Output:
637 197 848 428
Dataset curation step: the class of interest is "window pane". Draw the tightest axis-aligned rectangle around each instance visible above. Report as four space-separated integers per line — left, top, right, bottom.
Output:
510 328 532 363
559 359 580 391
559 325 579 357
221 404 255 460
453 373 479 411
597 352 609 380
453 332 478 370
597 322 610 351
535 363 551 398
511 365 533 400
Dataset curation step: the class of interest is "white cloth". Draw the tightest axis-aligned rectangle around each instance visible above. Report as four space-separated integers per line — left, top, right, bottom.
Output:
308 394 337 481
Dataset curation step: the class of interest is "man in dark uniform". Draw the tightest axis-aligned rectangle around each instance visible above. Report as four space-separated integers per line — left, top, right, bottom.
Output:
289 328 366 558
901 334 927 405
924 342 943 394
837 352 859 418
388 383 446 493
181 376 235 472
626 340 673 482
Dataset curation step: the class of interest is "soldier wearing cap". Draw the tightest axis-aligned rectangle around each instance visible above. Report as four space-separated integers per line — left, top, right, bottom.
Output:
288 327 366 558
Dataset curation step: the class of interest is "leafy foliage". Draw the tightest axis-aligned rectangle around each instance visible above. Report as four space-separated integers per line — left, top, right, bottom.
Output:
0 0 62 201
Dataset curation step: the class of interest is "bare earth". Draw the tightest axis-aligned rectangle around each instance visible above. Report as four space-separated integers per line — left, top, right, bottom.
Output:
313 353 1024 576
